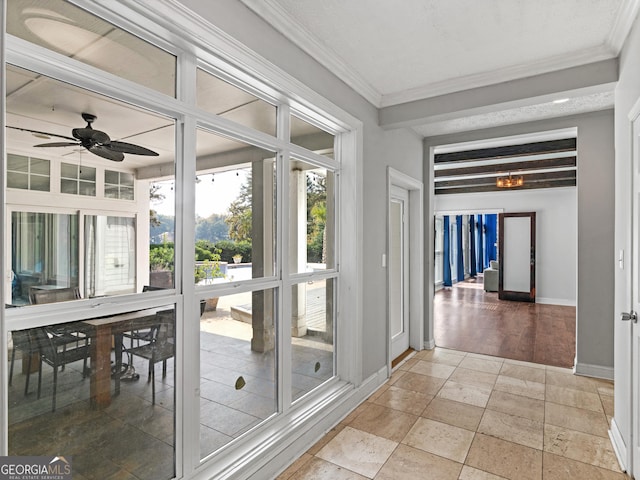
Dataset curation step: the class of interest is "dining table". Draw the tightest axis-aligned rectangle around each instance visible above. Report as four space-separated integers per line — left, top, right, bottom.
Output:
82 307 171 408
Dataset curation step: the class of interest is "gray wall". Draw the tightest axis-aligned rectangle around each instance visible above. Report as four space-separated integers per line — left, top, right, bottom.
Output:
176 0 424 379
424 110 615 374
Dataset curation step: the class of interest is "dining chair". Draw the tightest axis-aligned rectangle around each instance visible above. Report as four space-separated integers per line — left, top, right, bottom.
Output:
31 327 90 412
8 329 38 395
125 310 175 405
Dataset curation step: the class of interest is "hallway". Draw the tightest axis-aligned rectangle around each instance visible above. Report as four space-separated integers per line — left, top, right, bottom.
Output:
278 348 623 480
434 276 576 368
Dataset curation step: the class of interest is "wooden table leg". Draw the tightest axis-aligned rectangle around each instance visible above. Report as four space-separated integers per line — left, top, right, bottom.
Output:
90 324 112 408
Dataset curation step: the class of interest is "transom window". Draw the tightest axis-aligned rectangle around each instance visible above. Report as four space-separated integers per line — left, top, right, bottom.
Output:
6 154 50 191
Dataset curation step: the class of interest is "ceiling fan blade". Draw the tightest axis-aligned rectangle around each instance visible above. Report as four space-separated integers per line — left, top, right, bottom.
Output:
6 125 76 142
107 141 159 156
34 142 80 148
89 145 124 162
73 128 110 144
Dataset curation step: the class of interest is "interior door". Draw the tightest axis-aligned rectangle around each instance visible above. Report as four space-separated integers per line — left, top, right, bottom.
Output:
390 186 410 360
498 212 536 302
631 115 640 478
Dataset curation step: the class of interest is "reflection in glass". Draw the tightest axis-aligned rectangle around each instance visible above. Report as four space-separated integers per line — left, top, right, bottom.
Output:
199 290 277 458
290 114 335 152
6 65 176 299
7 0 177 96
85 216 136 297
291 278 335 402
11 212 79 305
197 69 276 136
289 161 336 274
7 305 176 479
194 129 276 283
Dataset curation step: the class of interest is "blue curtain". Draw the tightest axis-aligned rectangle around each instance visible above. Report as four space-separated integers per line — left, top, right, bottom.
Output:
484 214 497 267
469 215 477 277
456 215 464 282
476 215 484 273
443 216 452 287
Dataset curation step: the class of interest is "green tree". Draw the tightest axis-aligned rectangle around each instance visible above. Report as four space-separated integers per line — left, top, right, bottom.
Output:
225 173 253 242
149 183 165 228
196 213 229 242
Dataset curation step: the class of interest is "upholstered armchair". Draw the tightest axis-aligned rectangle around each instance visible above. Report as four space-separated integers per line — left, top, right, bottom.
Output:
483 260 499 292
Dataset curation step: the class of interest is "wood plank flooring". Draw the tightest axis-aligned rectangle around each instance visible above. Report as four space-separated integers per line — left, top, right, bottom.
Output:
434 276 576 368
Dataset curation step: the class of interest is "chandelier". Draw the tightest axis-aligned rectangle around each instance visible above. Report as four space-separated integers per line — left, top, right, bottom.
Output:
496 173 524 188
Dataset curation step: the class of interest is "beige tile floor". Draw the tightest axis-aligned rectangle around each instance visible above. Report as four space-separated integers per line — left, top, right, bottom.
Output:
278 348 628 480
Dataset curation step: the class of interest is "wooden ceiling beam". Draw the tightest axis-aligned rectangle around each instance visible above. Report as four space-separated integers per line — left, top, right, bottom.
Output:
434 138 576 164
434 155 576 178
435 178 576 195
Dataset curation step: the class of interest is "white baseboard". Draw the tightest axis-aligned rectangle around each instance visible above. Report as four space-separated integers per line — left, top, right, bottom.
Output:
536 297 576 307
609 417 628 473
424 339 435 349
574 362 614 380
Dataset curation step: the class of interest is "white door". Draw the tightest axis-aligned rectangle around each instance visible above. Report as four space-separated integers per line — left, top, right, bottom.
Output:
631 115 640 478
390 186 410 360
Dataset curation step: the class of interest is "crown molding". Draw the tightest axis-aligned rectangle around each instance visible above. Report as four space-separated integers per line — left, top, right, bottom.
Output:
380 45 616 108
240 0 383 107
606 0 640 54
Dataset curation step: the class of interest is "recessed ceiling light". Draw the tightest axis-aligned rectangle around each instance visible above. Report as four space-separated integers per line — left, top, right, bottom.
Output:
553 98 570 104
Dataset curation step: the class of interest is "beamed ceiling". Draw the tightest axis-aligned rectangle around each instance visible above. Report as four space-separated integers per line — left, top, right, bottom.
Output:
434 138 577 195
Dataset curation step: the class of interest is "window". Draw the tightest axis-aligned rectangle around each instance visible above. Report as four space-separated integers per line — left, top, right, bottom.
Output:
7 154 50 191
3 2 356 479
105 170 135 200
60 163 96 196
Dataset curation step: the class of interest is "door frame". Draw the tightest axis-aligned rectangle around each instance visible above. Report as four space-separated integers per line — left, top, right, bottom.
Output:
498 212 536 302
387 167 423 374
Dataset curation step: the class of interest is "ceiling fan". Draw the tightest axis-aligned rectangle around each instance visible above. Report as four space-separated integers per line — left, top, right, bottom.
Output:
8 112 159 162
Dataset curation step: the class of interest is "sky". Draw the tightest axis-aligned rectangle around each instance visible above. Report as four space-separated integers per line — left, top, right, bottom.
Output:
151 169 249 218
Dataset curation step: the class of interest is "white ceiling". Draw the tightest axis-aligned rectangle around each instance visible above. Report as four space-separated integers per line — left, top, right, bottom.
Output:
241 0 639 136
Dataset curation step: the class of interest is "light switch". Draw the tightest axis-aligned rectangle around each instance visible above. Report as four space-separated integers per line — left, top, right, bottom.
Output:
382 253 387 268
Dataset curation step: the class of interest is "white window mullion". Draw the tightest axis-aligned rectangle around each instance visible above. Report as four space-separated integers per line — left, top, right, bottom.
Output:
177 50 197 478
278 102 292 413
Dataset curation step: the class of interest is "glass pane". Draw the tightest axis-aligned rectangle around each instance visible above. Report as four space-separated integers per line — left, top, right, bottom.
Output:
60 179 78 194
6 65 177 298
79 181 96 197
30 158 50 175
7 304 176 479
200 289 277 458
61 163 77 179
85 216 136 297
30 175 50 192
105 170 119 185
121 172 135 186
79 166 96 181
291 278 335 402
197 69 276 136
104 185 119 199
291 114 335 152
194 129 276 283
7 0 176 97
289 160 336 273
7 154 28 172
7 172 28 189
11 212 79 306
120 187 135 200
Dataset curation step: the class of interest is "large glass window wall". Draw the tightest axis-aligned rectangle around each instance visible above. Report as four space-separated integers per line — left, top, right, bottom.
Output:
2 1 352 479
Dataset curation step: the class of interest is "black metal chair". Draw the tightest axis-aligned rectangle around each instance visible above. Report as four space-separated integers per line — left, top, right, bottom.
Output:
9 329 38 395
125 310 175 405
31 327 90 412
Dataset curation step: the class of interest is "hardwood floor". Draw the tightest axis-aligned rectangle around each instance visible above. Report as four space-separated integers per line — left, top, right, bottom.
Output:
434 276 576 368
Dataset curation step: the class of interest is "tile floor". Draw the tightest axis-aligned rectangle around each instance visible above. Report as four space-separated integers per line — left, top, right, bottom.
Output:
278 347 627 480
